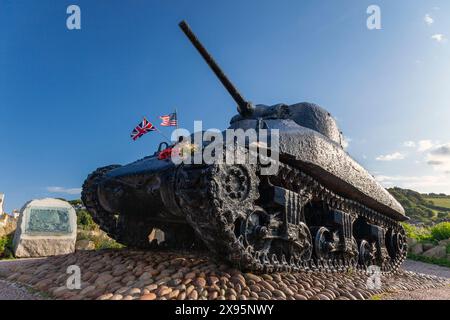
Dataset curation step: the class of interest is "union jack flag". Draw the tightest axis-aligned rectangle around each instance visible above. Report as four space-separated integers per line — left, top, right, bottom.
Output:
130 117 156 141
160 112 177 127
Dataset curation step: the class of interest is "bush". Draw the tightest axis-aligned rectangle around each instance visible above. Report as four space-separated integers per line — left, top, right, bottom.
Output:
430 222 450 241
94 238 124 250
402 223 432 241
77 210 97 231
0 234 14 259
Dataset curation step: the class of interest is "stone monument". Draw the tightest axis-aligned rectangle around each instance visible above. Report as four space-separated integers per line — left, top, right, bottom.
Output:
13 198 77 258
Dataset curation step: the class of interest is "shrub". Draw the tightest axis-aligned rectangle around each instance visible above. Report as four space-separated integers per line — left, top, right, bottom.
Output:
430 222 450 241
94 238 124 250
77 210 97 231
0 234 14 259
402 223 432 241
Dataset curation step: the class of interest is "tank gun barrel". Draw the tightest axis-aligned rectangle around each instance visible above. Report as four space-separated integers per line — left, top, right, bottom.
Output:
179 20 254 117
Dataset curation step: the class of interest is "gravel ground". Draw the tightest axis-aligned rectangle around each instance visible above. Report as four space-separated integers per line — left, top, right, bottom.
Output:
0 258 50 300
1 250 448 300
401 259 450 279
382 285 450 300
0 279 42 300
380 259 450 300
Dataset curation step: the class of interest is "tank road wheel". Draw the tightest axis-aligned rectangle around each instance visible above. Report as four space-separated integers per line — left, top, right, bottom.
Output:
358 240 375 267
313 227 335 260
242 208 271 250
82 165 155 249
386 226 407 261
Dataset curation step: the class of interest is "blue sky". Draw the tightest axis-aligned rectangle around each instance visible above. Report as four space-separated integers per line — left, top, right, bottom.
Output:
1 0 450 212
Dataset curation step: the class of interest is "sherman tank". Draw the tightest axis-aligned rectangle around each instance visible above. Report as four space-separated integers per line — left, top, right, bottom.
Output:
82 21 408 273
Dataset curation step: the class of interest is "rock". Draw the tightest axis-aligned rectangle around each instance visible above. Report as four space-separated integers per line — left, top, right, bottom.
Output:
438 239 450 246
407 238 417 247
95 273 114 286
208 276 219 285
127 288 141 295
156 286 172 296
12 198 77 258
110 294 123 300
140 293 156 300
423 245 446 259
272 289 286 299
145 284 158 291
79 285 96 296
245 273 262 283
76 240 95 251
194 277 206 287
188 289 198 300
97 293 113 300
422 242 434 251
410 243 423 255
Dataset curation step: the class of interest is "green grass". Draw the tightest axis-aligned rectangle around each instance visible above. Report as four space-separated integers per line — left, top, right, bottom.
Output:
370 294 387 300
424 197 450 209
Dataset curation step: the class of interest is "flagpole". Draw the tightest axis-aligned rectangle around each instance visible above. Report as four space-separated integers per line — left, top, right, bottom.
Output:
154 125 172 143
175 107 179 129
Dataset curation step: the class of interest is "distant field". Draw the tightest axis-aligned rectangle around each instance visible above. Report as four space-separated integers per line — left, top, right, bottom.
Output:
424 197 450 209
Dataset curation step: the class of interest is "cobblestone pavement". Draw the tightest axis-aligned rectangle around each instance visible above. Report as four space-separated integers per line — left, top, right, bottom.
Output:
1 251 448 300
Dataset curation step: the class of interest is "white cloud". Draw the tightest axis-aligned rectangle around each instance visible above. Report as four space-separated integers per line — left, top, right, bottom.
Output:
417 139 434 152
374 140 450 194
424 14 434 26
425 143 450 172
403 141 416 148
431 34 447 43
376 152 405 161
46 186 82 195
342 136 351 150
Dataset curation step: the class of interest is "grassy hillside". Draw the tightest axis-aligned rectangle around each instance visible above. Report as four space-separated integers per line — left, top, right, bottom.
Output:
388 187 450 225
423 196 450 209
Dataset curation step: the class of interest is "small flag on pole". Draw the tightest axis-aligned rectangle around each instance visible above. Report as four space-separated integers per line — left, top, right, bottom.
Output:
160 112 178 127
130 117 156 141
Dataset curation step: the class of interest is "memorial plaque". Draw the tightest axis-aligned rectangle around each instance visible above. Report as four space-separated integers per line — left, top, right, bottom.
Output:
25 207 72 234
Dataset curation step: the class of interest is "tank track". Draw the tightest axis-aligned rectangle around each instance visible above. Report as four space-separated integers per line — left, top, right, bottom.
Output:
175 162 407 275
82 165 156 248
82 165 198 249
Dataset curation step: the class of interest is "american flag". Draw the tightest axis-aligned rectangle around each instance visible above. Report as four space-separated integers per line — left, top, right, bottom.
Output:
160 112 177 127
130 117 156 141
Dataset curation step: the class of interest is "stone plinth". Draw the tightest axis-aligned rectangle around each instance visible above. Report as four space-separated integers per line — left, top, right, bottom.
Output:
13 198 77 258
